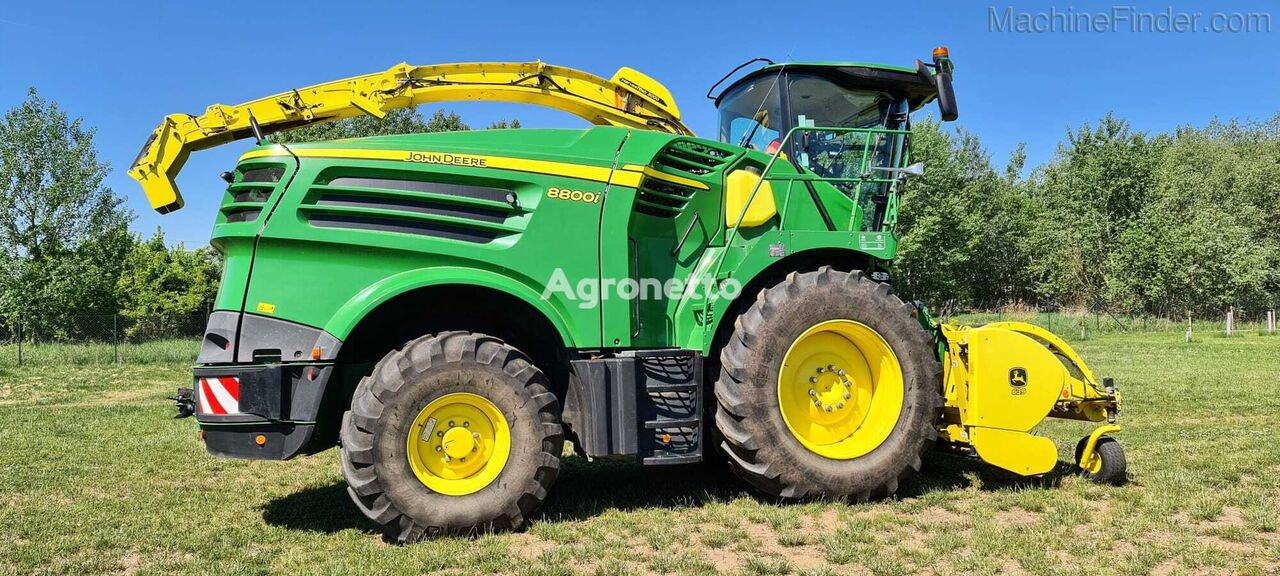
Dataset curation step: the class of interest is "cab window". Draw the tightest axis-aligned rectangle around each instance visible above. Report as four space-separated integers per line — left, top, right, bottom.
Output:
717 72 784 152
786 74 905 180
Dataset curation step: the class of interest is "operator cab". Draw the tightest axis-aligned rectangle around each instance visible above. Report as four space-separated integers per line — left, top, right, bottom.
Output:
713 54 955 229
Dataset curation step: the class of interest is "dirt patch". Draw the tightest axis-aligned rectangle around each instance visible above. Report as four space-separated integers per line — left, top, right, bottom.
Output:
1202 535 1257 554
814 508 841 531
1203 507 1248 529
1150 559 1179 576
1144 529 1178 545
912 507 965 526
507 533 555 561
739 521 827 572
115 553 141 576
1110 540 1136 556
994 508 1040 527
700 545 744 574
999 558 1031 576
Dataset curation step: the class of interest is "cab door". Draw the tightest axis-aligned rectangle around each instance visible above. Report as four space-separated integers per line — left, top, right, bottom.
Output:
599 138 739 348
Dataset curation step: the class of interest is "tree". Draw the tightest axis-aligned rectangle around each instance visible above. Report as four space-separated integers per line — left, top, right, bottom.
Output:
116 229 221 340
271 108 472 143
1032 113 1165 309
894 120 1039 312
1109 118 1280 315
0 88 132 339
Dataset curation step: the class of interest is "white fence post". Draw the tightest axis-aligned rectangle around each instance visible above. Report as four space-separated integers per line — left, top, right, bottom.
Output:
1225 307 1233 336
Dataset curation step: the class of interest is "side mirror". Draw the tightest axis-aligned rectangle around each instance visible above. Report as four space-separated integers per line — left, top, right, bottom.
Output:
875 162 925 179
916 47 959 122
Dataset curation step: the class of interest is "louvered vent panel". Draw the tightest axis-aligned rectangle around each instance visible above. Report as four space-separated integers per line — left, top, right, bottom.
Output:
654 140 734 176
635 179 696 218
220 166 284 224
298 175 523 244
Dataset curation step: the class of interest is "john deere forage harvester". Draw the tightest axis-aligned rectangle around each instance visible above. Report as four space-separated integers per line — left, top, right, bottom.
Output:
131 49 1124 541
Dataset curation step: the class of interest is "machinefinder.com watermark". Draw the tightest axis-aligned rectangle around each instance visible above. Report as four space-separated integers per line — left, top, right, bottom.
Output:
989 6 1272 34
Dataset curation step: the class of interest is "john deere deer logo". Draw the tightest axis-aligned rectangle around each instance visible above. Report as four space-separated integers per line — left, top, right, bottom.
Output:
1009 367 1028 395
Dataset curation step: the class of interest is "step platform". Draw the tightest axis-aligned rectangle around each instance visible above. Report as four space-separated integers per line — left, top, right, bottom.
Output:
565 350 703 465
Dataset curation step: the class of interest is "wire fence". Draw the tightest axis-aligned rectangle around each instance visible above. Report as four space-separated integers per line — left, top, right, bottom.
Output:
0 313 206 367
943 305 1280 341
0 307 1275 368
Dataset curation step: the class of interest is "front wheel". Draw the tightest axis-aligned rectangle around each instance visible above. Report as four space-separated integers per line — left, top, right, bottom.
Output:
714 267 943 500
339 331 563 541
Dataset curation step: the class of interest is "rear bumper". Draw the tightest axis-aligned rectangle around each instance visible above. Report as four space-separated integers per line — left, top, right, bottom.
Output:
191 363 335 460
202 422 318 460
198 310 342 364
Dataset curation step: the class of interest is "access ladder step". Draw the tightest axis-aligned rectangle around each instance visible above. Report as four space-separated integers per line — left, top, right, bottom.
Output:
566 349 703 464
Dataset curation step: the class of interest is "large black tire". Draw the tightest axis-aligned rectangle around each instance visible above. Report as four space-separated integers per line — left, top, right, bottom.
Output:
714 267 942 500
339 331 562 541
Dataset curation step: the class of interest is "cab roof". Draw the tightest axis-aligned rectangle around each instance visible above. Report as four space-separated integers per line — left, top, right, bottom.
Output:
715 61 939 111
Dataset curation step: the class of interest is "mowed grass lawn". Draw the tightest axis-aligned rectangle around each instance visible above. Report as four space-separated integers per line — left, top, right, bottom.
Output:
2 332 1278 576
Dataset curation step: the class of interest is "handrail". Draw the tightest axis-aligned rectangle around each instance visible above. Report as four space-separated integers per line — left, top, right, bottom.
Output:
701 125 909 322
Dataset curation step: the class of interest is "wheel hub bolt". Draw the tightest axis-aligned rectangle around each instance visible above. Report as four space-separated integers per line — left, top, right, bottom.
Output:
844 392 851 400
435 446 442 452
814 400 822 407
828 364 836 371
448 420 456 427
436 431 444 437
817 367 826 373
463 421 470 428
809 376 818 384
824 405 833 412
838 369 846 376
473 432 480 439
837 402 845 410
808 389 817 396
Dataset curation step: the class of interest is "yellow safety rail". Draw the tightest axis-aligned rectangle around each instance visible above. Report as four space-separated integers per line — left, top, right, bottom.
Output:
129 61 694 213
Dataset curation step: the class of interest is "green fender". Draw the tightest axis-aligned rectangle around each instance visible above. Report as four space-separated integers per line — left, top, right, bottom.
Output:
322 266 576 347
682 241 880 355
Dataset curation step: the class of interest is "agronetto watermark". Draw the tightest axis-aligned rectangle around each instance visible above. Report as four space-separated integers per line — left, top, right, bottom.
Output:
542 268 742 310
988 6 1272 34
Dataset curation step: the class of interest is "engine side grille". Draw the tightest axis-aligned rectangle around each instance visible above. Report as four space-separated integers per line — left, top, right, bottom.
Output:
220 165 285 224
654 140 734 176
298 174 523 244
635 178 697 218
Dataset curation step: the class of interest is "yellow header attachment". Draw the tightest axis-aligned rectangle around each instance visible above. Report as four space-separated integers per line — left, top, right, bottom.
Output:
129 61 693 213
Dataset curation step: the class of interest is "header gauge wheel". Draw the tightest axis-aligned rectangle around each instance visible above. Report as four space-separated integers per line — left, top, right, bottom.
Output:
714 267 942 500
1075 435 1127 486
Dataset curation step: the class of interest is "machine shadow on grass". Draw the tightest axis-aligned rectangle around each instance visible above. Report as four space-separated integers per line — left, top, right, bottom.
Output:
261 451 1077 537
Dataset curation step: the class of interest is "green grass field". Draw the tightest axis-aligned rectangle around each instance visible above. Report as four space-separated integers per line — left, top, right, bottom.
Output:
0 339 198 368
1 331 1278 576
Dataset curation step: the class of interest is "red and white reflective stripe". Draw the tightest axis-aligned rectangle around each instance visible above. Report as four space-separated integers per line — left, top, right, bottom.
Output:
198 377 241 415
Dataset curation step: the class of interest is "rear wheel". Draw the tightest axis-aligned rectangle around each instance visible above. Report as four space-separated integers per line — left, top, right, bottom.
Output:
340 331 562 541
714 267 942 500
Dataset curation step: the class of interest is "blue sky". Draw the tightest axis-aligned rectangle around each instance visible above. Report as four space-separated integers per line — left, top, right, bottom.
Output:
2 1 1276 247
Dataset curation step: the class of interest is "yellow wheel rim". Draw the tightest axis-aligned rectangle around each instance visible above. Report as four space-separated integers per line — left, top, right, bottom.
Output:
778 320 905 460
1083 452 1103 474
406 392 510 496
